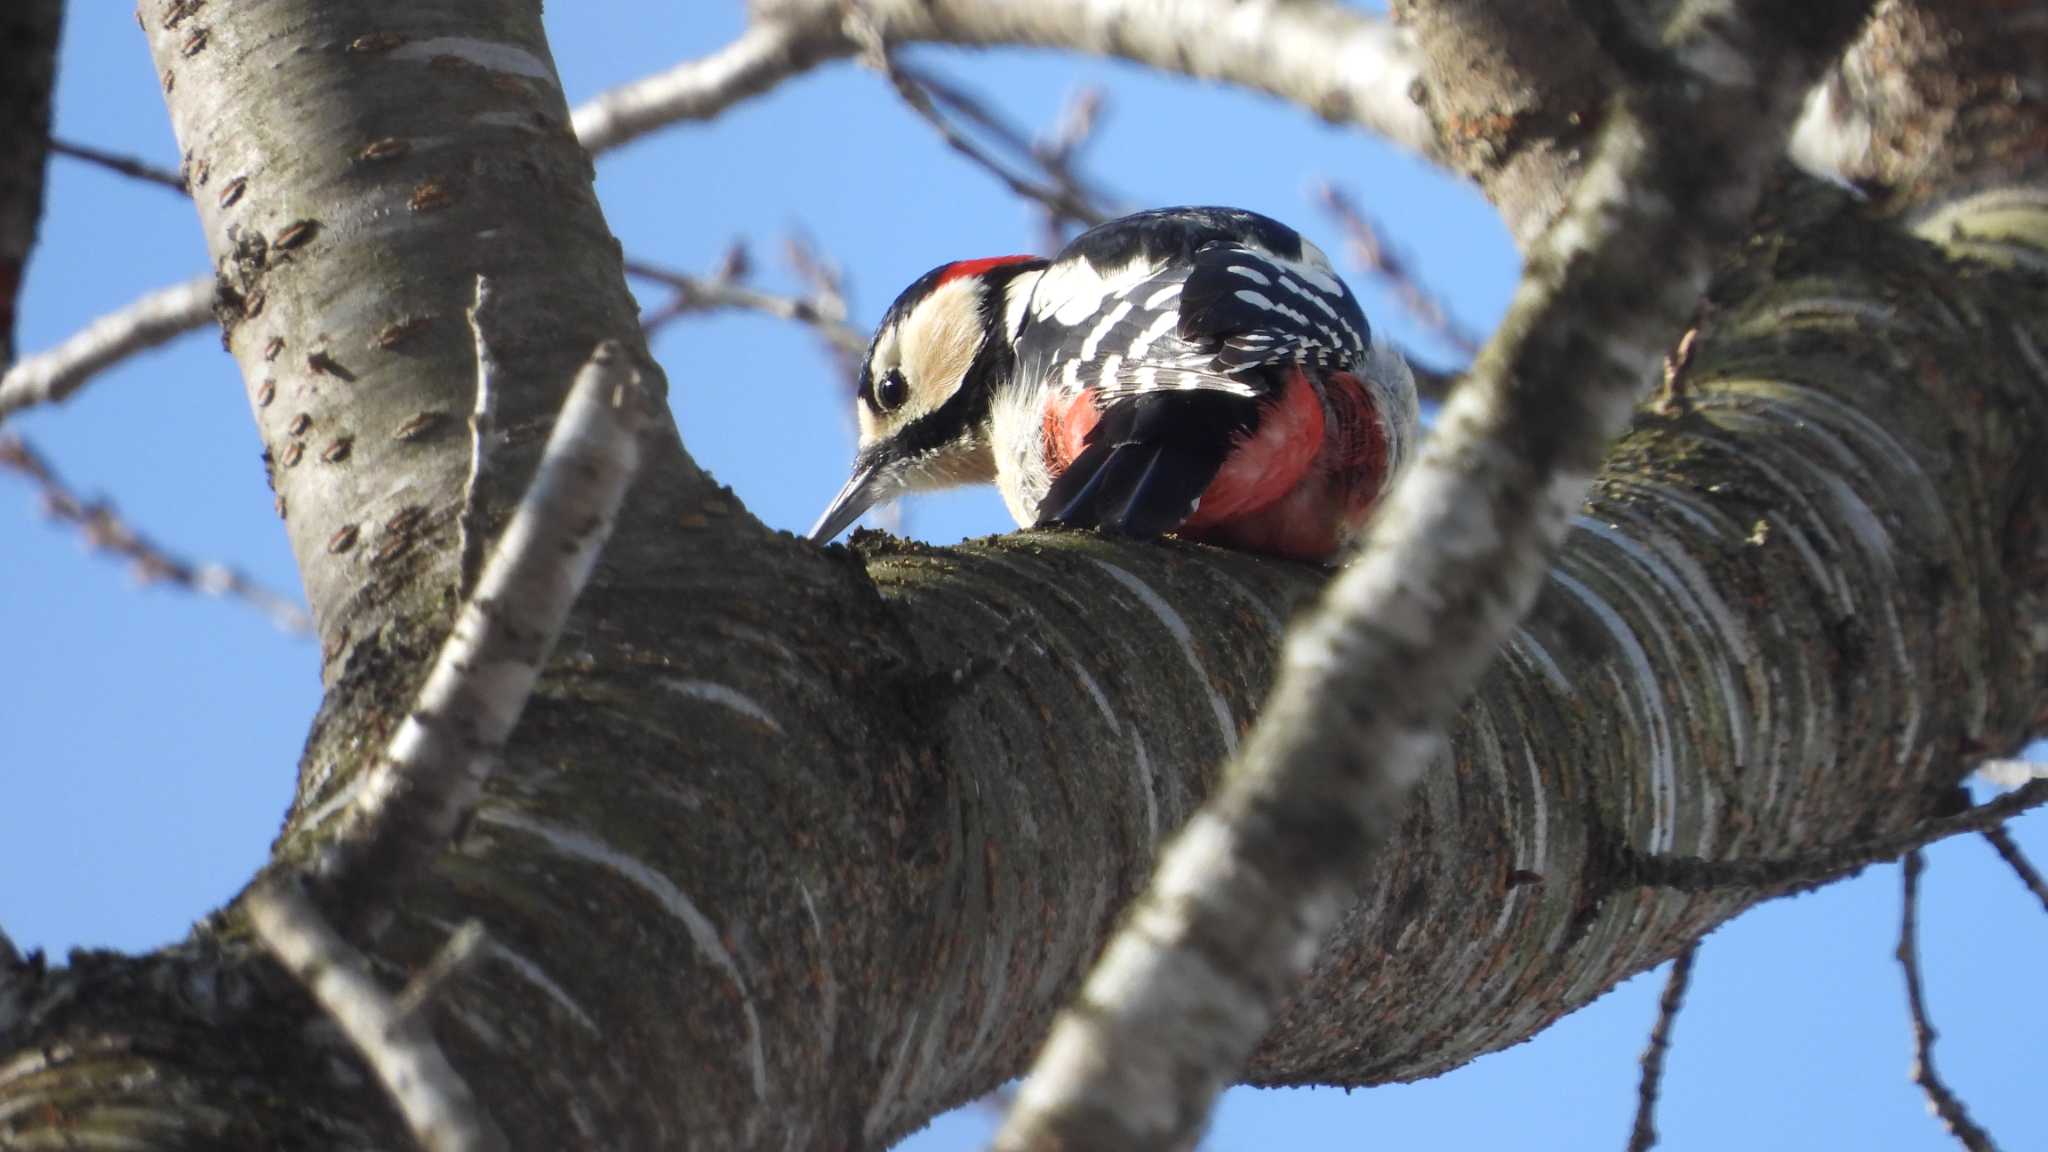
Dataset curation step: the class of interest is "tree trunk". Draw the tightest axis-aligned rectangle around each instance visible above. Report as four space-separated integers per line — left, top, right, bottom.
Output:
2 2 2045 1149
0 0 62 373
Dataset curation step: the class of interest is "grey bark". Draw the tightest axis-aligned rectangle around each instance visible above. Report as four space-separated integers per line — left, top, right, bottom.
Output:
0 0 62 373
2 2 2046 1151
993 4 1874 1147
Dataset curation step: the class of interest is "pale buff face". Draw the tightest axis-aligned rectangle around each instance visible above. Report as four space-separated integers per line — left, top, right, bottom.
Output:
857 274 989 454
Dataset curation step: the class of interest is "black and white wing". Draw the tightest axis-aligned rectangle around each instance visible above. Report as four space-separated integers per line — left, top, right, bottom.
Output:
1010 207 1372 535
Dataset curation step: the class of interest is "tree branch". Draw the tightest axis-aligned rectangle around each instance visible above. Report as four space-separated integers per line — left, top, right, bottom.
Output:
846 15 1108 229
48 137 189 194
0 277 215 420
995 5 1874 1147
0 0 63 372
248 883 507 1152
0 430 312 633
1625 945 1697 1152
1980 825 2048 915
1314 179 1483 363
626 253 864 358
1618 781 2048 895
571 0 1434 162
311 340 653 925
1897 851 2000 1152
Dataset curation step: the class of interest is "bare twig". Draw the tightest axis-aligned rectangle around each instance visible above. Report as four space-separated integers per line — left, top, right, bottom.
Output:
781 234 866 385
1031 86 1111 250
1314 180 1484 361
1980 825 2048 915
897 67 1115 243
1626 945 1698 1152
846 12 1108 230
1620 780 2048 895
47 138 187 194
626 251 865 360
0 277 214 420
568 0 1433 162
248 883 506 1152
392 921 489 1022
458 279 504 599
993 5 1875 1147
0 432 312 634
314 339 652 921
1897 851 2000 1152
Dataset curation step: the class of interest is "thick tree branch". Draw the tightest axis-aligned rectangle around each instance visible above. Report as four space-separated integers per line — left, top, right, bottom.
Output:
1790 0 2048 220
249 884 507 1152
1389 0 1615 247
572 0 1433 162
7 4 2048 1151
311 340 652 926
0 0 62 372
995 6 1873 1147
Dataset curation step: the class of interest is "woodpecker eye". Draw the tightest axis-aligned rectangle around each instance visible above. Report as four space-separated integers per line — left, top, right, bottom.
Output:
874 368 910 413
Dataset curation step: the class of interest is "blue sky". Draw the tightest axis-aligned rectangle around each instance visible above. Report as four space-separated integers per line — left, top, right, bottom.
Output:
3 5 2042 1150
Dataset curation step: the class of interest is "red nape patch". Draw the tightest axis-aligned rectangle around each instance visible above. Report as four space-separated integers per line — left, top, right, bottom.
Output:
939 255 1039 285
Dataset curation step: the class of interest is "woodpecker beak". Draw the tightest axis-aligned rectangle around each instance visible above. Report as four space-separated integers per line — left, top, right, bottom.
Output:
808 457 888 543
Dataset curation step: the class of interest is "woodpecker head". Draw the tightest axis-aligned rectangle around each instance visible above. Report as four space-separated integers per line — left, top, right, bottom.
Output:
809 255 1046 543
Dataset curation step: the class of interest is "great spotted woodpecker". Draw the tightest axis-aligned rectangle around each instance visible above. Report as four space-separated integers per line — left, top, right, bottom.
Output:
808 206 1418 561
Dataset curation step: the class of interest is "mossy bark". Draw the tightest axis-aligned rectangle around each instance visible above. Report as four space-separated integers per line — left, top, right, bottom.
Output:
1 3 2044 1150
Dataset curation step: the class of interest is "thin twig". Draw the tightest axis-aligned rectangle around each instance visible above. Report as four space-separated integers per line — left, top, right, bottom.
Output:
248 883 506 1152
1626 945 1698 1152
625 252 865 359
1980 825 2048 914
1896 851 2000 1152
0 277 214 419
393 921 489 1022
0 432 312 634
845 8 1108 229
1620 780 2048 895
1314 181 1484 360
780 233 866 385
1031 86 1111 251
47 137 187 193
905 68 1115 244
314 339 652 925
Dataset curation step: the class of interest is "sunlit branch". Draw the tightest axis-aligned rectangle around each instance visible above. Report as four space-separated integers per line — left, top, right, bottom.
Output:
314 340 653 923
0 277 213 420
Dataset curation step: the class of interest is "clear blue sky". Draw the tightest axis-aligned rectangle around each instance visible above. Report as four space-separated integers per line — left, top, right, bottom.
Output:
4 5 2042 1151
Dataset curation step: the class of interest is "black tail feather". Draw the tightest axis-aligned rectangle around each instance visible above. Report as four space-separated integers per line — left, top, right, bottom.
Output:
1038 391 1255 537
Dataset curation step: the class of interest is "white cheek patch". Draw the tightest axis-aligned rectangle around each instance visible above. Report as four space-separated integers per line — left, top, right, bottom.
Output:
896 277 987 422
